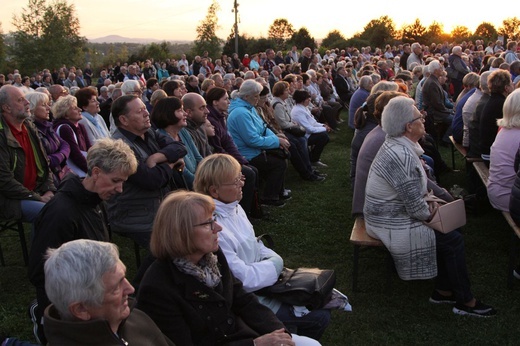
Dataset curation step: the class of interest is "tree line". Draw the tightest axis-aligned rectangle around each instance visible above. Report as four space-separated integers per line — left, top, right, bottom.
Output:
1 0 519 76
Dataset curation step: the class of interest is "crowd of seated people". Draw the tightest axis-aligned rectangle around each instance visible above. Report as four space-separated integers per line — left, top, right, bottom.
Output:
3 40 520 344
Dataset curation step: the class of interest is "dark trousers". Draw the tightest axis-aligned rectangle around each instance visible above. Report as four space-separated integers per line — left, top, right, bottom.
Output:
250 152 287 200
239 164 258 215
434 230 474 304
116 230 155 291
318 104 338 130
275 303 331 341
308 132 330 163
285 131 313 179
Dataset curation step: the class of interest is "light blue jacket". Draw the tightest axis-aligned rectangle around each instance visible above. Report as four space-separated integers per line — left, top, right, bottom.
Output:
227 98 280 161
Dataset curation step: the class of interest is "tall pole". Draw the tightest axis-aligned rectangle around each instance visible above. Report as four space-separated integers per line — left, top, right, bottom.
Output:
234 0 239 55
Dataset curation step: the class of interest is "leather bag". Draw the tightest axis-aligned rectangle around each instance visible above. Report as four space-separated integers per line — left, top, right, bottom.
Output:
424 192 466 233
256 267 336 310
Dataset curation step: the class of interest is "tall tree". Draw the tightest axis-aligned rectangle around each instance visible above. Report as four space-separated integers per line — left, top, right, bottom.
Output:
451 26 471 43
321 30 347 50
400 19 427 43
192 0 223 59
11 0 85 74
290 27 316 51
424 21 444 44
0 23 5 74
359 16 396 48
499 17 520 41
268 18 295 51
473 22 498 43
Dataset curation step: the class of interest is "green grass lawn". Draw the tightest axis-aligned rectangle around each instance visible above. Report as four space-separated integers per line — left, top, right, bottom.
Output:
1 110 520 344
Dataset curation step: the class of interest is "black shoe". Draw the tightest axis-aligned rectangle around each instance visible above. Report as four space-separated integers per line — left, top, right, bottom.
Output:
312 170 327 177
452 300 497 317
429 290 456 304
261 199 286 207
308 174 325 182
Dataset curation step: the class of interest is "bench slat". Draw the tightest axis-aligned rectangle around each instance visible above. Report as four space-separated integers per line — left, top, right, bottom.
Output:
350 217 383 247
473 161 489 185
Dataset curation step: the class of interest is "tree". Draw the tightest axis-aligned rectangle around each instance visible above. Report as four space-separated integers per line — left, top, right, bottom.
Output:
451 26 471 43
400 19 427 43
473 22 498 43
0 23 5 73
289 27 316 51
321 30 347 50
424 21 444 44
192 0 223 60
359 16 396 48
268 18 295 51
11 0 85 74
499 17 520 41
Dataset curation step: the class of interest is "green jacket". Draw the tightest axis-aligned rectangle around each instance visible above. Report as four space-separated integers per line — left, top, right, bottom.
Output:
0 114 55 220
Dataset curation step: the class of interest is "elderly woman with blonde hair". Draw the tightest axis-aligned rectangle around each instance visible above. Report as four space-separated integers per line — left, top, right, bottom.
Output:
193 154 330 340
26 92 71 185
136 190 320 346
487 89 520 211
364 96 496 317
52 95 91 177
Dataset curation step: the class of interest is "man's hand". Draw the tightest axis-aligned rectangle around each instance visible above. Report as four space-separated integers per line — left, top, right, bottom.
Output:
41 191 54 203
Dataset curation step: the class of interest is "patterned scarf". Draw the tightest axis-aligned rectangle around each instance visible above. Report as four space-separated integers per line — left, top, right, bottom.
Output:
173 253 222 288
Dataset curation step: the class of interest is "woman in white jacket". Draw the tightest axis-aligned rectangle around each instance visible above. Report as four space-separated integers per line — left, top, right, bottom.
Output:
290 89 330 167
194 153 330 342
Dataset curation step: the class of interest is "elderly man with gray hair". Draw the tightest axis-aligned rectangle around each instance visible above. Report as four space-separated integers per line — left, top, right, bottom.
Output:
42 239 174 345
421 60 454 144
448 46 471 99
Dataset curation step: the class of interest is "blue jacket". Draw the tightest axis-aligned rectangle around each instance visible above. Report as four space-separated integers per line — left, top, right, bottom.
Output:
451 88 476 144
227 98 280 161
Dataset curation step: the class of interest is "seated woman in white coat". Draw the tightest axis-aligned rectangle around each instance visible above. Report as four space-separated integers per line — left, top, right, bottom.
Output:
194 153 330 341
290 89 330 167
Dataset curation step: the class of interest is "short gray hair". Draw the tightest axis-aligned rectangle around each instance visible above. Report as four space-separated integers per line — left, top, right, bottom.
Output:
480 71 492 93
428 60 442 74
25 92 49 115
86 138 137 176
44 239 120 320
121 80 140 95
381 96 416 137
359 75 373 90
51 95 77 119
237 79 263 98
371 81 399 95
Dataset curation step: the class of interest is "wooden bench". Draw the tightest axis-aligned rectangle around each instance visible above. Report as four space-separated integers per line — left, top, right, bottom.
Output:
449 135 482 170
472 161 520 288
350 216 390 291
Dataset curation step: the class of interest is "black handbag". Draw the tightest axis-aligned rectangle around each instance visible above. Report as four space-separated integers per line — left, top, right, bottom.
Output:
284 125 306 137
264 148 291 160
256 267 336 310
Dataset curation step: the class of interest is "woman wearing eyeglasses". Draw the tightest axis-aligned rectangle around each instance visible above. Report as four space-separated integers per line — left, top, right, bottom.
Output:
136 190 319 346
193 153 329 341
363 96 496 317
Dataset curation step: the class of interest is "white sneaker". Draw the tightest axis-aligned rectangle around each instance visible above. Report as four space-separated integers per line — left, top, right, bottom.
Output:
312 161 328 168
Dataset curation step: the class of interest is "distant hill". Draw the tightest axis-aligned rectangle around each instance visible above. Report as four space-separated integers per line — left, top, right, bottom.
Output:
89 35 191 44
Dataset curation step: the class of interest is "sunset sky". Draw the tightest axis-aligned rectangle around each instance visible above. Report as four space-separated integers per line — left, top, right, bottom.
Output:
1 0 516 42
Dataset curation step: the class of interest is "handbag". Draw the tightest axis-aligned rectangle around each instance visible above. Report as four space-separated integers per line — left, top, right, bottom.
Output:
424 191 466 233
284 125 306 137
264 148 291 160
256 267 336 310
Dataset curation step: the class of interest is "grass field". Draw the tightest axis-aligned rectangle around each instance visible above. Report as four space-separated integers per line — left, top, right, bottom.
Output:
1 110 520 344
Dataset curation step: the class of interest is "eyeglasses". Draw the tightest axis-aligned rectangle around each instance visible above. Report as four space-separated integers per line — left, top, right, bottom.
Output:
408 114 425 123
221 174 245 187
193 215 218 231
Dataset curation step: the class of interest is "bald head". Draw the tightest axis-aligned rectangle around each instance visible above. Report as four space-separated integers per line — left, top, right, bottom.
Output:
182 92 209 126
